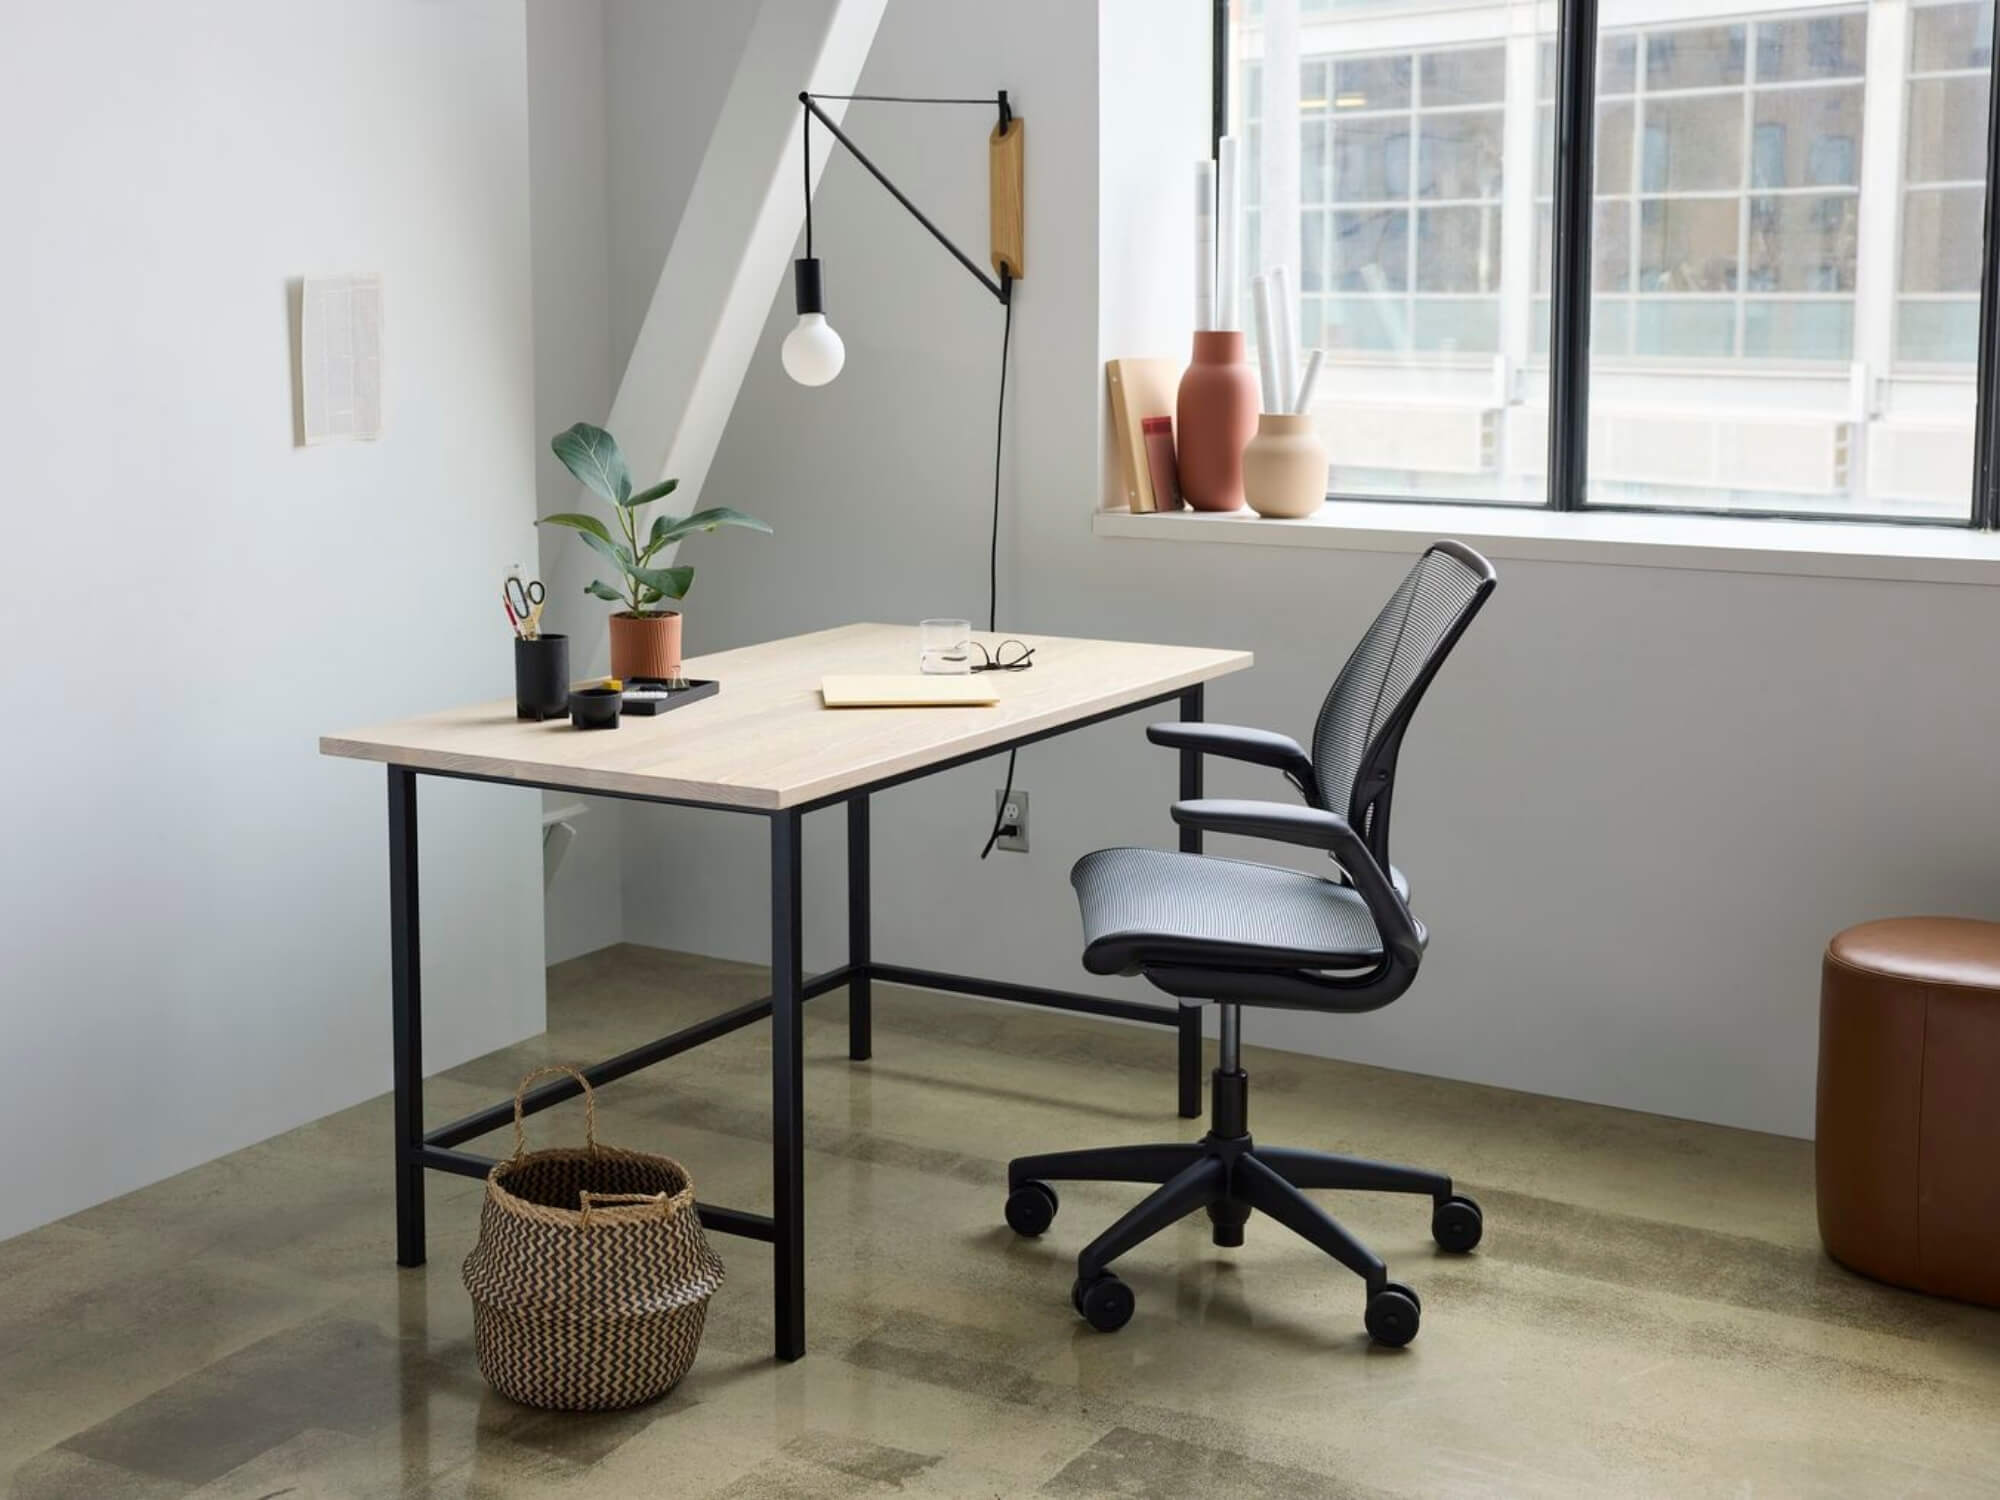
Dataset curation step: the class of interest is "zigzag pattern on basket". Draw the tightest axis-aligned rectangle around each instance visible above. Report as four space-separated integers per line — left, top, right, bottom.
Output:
462 1065 725 1411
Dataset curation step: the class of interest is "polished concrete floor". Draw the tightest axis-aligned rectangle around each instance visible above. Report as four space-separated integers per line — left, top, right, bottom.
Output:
4 944 1998 1498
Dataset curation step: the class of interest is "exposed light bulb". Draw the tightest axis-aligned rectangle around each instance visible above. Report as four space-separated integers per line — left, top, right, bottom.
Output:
782 313 844 386
781 256 843 386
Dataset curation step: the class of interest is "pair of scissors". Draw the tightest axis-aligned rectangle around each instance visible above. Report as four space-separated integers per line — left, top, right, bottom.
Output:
504 575 547 640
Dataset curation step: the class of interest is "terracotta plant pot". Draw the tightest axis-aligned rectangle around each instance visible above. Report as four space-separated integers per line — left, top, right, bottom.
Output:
1176 330 1259 512
608 611 682 681
1242 413 1329 519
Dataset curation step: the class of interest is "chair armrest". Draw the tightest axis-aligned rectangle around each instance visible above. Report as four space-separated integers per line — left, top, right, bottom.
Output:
1147 722 1315 791
1170 799 1421 965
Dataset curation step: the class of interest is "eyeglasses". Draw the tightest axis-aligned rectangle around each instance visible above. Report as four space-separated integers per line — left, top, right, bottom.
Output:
970 639 1036 673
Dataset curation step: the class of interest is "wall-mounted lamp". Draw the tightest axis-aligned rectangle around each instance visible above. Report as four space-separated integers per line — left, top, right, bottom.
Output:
782 89 1024 387
780 88 1026 858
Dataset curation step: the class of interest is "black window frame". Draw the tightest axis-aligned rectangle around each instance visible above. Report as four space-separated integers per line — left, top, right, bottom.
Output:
1214 0 2000 531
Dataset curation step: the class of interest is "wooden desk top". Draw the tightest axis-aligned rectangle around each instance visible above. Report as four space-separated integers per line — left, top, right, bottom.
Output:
321 623 1252 810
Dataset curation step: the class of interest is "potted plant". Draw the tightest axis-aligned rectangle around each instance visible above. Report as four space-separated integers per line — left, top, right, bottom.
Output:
541 422 771 682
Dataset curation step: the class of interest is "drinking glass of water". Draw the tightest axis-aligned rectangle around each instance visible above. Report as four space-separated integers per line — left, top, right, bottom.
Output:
919 618 973 675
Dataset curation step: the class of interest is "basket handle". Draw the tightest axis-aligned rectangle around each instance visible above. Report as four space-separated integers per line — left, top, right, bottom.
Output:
577 1190 670 1226
509 1063 599 1162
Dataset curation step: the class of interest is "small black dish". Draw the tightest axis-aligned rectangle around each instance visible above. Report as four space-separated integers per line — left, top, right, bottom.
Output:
568 686 623 731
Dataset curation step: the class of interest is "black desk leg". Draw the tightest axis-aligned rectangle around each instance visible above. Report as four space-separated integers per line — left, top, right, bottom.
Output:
388 767 426 1266
771 809 807 1360
1176 685 1205 1119
847 795 871 1061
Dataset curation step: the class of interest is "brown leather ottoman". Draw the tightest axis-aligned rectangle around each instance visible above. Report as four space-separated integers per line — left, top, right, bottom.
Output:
1818 917 2000 1306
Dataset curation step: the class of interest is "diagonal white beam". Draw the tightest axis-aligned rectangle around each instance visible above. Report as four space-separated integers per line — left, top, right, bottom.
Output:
547 0 886 673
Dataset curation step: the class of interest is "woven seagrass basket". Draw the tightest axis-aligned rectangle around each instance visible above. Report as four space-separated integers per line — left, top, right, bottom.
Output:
461 1065 724 1411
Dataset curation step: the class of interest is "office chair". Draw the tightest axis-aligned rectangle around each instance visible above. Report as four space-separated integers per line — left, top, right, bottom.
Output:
1002 540 1497 1346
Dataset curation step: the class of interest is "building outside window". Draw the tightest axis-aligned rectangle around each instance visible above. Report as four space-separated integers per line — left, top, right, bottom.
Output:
1227 0 1994 521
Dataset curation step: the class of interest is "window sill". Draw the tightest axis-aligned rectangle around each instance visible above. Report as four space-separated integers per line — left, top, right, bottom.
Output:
1092 503 2000 587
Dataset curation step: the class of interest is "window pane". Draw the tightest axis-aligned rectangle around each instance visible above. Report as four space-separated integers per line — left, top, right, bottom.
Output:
1420 45 1505 106
1412 298 1500 351
1911 1 1994 71
1896 297 1980 361
1746 194 1859 291
1633 299 1738 356
1600 34 1640 95
1645 25 1748 90
1598 101 1635 193
1416 206 1502 291
1639 198 1741 290
1742 299 1854 357
1596 199 1634 291
1330 208 1408 290
1756 14 1867 80
1751 87 1863 187
1574 2 1979 518
1593 298 1634 355
1907 76 1990 181
1900 187 1985 292
1333 117 1409 200
1301 120 1330 204
1334 55 1411 111
1323 296 1406 352
1228 0 1548 506
1417 110 1503 198
1641 96 1744 191
1300 212 1327 292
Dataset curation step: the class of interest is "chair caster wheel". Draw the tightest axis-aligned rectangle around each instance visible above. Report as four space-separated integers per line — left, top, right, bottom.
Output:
1072 1273 1134 1332
1431 1194 1483 1253
1004 1180 1059 1237
1365 1281 1421 1347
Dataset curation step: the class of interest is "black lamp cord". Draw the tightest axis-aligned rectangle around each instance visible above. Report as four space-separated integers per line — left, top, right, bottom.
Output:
979 291 1017 859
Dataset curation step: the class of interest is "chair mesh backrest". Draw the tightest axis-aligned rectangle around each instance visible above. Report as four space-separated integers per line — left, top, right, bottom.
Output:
1310 544 1493 839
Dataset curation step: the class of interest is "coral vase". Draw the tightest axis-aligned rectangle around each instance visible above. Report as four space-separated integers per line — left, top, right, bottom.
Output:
607 611 682 681
1175 331 1259 512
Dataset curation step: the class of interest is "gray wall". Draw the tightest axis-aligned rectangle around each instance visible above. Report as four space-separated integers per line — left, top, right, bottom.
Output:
532 0 762 962
582 0 2000 1140
0 0 547 1238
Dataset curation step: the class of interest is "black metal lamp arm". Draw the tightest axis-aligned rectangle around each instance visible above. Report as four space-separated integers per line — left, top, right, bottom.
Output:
800 92 1013 306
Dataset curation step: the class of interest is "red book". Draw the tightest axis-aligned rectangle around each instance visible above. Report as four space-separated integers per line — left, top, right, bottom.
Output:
1142 415 1183 512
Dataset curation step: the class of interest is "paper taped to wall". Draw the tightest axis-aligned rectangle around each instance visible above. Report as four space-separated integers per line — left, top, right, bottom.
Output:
299 273 383 444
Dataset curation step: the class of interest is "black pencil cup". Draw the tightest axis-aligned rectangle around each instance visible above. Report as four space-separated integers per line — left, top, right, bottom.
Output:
514 635 569 721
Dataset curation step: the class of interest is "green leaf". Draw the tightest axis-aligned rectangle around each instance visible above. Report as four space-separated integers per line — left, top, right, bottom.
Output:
584 579 626 604
629 563 694 601
648 506 773 548
538 511 615 546
573 527 634 573
628 476 680 507
550 422 632 505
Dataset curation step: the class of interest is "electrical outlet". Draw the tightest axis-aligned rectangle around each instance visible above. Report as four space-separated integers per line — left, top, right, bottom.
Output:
993 788 1029 852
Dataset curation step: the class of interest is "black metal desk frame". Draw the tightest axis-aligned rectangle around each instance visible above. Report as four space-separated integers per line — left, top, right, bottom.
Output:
386 684 1208 1361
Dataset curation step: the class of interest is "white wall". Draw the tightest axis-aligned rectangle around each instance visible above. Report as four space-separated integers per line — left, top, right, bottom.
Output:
587 0 2000 1140
0 1 546 1239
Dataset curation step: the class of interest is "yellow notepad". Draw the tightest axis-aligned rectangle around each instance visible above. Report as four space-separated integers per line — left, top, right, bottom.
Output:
820 675 1000 708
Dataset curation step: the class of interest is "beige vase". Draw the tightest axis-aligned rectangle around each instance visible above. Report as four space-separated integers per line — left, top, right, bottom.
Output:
607 611 683 681
1242 413 1329 519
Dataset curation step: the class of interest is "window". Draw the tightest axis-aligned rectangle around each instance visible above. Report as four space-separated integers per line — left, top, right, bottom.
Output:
1900 1 1993 365
1230 4 1551 504
1223 0 2000 526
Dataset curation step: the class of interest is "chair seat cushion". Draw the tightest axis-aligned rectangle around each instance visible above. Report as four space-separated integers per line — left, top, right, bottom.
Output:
1072 847 1391 976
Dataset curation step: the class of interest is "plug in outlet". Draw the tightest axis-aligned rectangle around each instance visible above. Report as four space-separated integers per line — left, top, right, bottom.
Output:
993 788 1029 852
